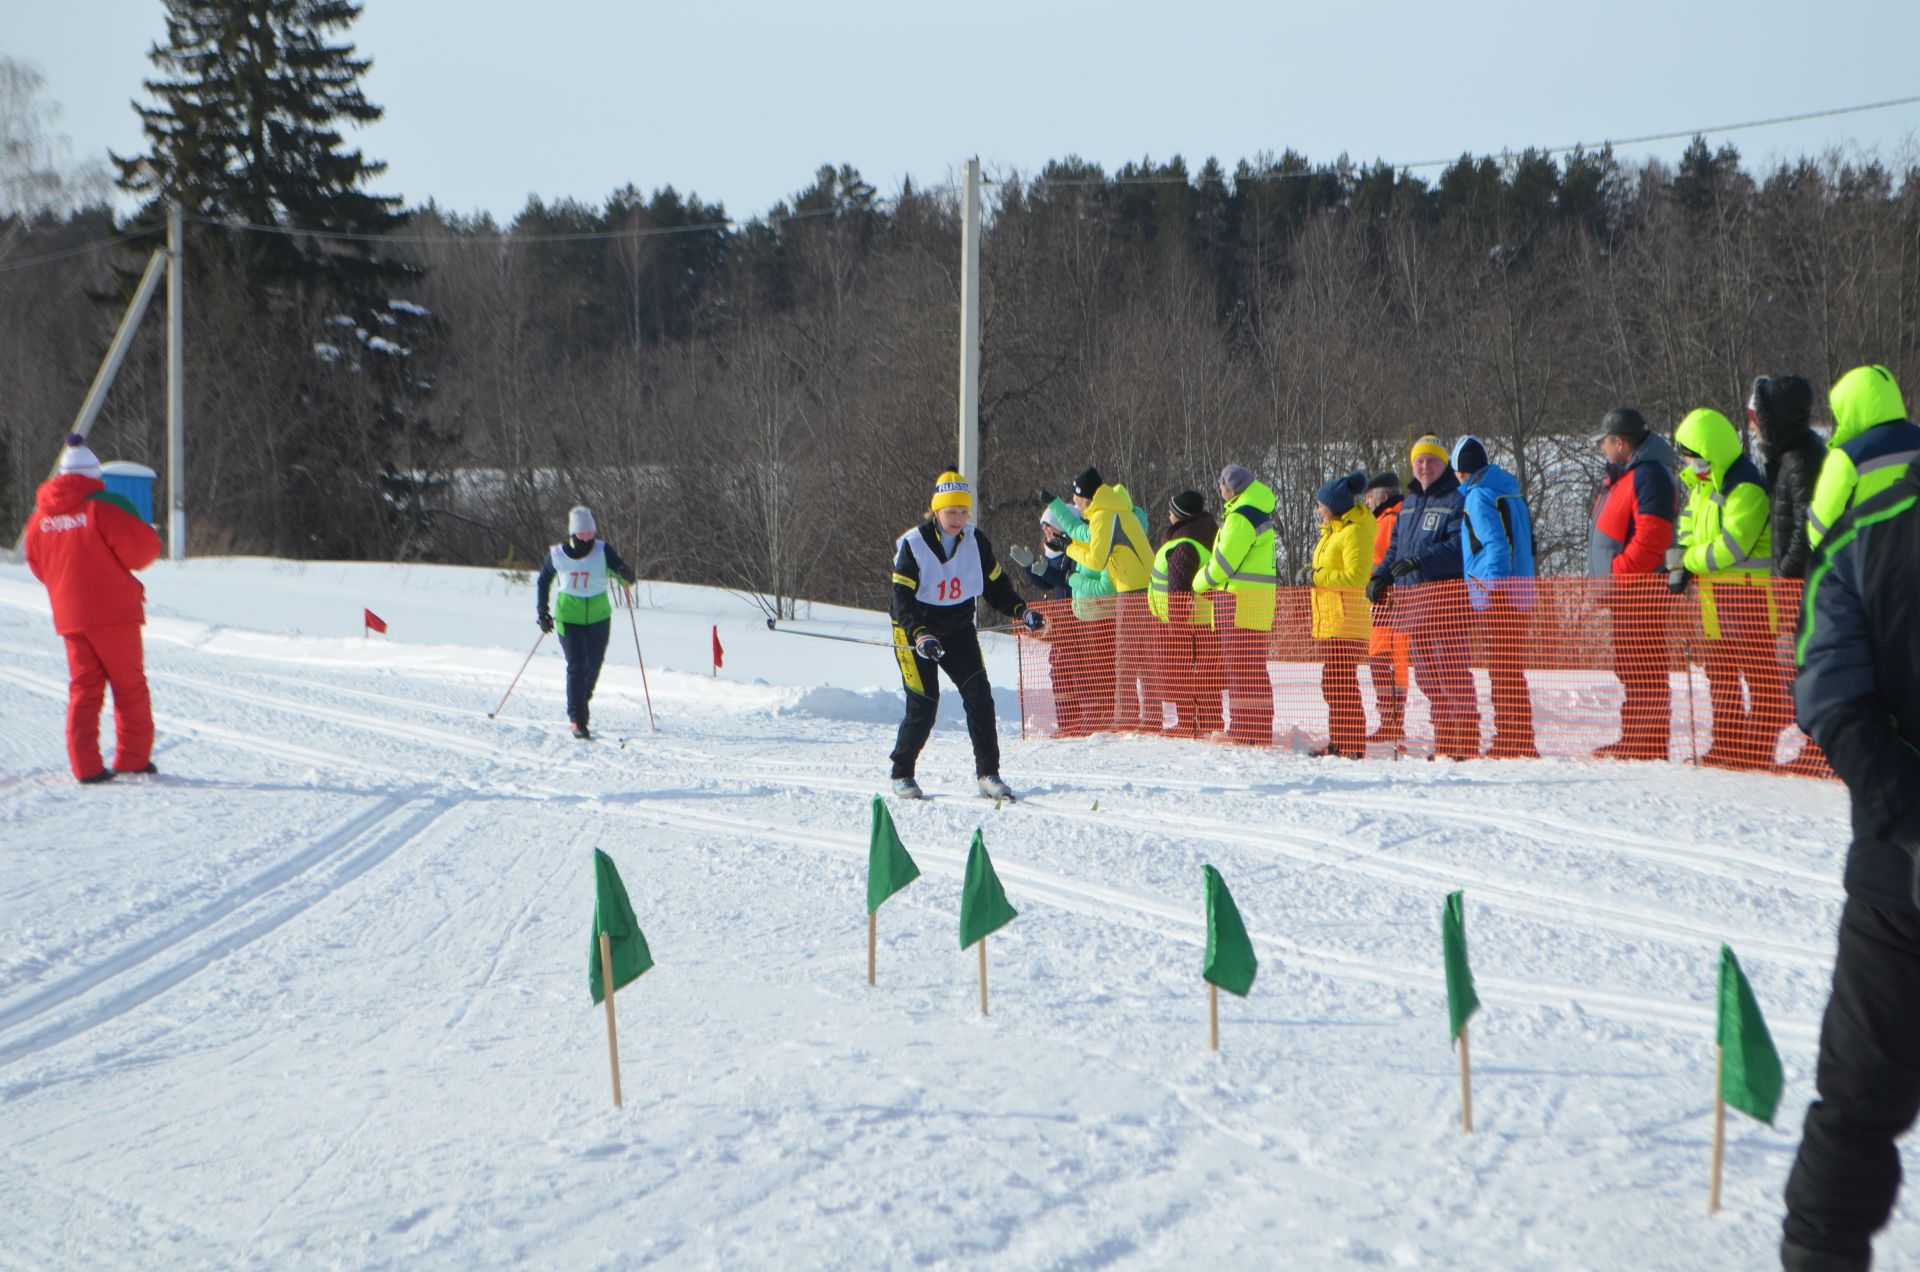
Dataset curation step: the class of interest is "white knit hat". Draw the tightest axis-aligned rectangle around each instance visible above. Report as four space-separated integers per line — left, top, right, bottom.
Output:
568 505 596 536
58 433 103 478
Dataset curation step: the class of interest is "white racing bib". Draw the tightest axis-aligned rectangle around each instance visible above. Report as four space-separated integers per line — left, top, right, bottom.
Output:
549 540 608 597
898 525 983 607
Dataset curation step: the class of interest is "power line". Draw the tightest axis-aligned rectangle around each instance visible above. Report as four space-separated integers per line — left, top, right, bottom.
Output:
1029 91 1920 188
0 224 165 275
5 90 1916 264
185 201 849 246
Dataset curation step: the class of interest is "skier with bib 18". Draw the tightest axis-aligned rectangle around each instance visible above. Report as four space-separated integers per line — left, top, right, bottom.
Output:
889 470 1046 800
535 505 635 740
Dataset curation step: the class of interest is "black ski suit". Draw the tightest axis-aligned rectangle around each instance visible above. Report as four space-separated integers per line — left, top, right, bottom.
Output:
1782 473 1920 1270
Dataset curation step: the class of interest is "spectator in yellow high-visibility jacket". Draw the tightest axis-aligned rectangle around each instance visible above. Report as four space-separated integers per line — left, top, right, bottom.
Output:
1195 464 1277 745
1670 409 1790 769
1807 364 1919 553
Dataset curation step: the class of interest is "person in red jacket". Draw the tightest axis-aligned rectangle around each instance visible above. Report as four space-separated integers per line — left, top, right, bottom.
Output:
24 434 163 783
1586 408 1679 761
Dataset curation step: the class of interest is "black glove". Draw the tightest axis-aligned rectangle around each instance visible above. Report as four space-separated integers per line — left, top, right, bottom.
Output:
914 632 945 661
1038 488 1057 507
538 613 554 634
1365 576 1391 605
1390 558 1420 579
1021 608 1047 632
1666 569 1690 594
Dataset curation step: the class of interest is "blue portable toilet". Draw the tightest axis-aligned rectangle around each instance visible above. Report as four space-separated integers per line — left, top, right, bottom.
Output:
100 461 157 523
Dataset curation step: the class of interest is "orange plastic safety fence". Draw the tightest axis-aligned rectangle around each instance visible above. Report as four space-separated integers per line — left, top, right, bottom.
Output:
1015 577 1828 777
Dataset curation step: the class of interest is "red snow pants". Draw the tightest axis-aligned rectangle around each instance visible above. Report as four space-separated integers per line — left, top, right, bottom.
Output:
63 623 153 779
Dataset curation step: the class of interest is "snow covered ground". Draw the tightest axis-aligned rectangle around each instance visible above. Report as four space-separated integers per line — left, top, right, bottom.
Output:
0 557 1907 1269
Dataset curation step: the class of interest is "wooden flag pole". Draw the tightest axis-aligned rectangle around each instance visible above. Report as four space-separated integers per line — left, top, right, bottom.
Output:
1458 1023 1473 1134
1208 982 1220 1052
867 911 877 986
1709 1045 1726 1214
978 937 989 1016
599 932 623 1109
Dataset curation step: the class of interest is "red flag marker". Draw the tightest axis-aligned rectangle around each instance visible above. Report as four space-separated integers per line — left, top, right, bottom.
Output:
364 608 387 636
711 624 724 677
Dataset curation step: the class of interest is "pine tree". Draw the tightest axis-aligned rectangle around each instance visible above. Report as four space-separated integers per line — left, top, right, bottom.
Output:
112 1 458 560
114 0 400 291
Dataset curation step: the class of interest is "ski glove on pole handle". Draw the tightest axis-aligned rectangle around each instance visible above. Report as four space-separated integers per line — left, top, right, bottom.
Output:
1021 609 1047 632
537 613 554 633
914 634 945 661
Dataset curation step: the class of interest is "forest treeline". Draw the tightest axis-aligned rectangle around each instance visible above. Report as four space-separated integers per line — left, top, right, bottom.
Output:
3 18 1917 616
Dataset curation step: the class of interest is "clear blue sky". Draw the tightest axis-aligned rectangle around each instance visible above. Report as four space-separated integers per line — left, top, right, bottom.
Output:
12 0 1920 221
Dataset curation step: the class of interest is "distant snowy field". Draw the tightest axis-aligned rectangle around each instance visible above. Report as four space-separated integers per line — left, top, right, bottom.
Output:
0 557 1909 1269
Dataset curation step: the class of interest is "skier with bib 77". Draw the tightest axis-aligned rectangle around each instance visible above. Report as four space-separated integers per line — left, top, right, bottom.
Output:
535 505 635 740
888 470 1046 800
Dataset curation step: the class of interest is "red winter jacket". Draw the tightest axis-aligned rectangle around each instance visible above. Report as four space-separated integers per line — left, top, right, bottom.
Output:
24 474 162 634
1588 434 1677 577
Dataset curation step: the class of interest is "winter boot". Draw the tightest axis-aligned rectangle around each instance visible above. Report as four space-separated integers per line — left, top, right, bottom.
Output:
890 777 927 800
113 762 159 776
571 720 591 740
77 770 115 785
977 774 1017 801
1368 689 1404 745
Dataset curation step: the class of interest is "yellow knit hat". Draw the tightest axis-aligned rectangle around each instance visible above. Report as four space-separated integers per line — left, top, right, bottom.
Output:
930 471 973 513
1409 434 1448 464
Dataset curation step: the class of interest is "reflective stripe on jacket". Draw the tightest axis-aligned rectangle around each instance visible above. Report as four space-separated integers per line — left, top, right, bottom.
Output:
1809 364 1917 549
1150 536 1213 625
1676 408 1774 639
1195 479 1278 632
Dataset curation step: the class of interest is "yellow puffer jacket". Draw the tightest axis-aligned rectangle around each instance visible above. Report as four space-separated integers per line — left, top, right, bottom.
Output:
1310 505 1375 641
1063 483 1152 592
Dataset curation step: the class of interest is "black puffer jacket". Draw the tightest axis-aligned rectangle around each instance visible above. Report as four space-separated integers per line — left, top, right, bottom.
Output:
1752 374 1828 579
1794 473 1920 911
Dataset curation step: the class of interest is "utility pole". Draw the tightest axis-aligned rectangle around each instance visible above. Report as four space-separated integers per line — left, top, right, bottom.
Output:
166 200 186 562
957 158 982 495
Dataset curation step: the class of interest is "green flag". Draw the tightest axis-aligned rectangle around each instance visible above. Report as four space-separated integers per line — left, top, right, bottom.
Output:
1442 890 1479 1042
958 829 1017 949
1717 944 1783 1124
867 794 921 914
589 849 654 1006
1202 865 1257 997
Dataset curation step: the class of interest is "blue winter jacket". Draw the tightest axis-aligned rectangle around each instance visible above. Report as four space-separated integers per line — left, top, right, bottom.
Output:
1372 469 1466 586
1459 463 1536 611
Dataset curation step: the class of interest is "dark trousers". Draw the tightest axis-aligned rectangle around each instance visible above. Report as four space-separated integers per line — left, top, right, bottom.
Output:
1218 623 1275 745
1319 637 1365 753
890 627 999 779
1410 624 1479 758
1704 585 1793 768
1159 623 1225 738
1782 899 1920 1271
1480 593 1537 756
558 618 611 727
1608 582 1672 759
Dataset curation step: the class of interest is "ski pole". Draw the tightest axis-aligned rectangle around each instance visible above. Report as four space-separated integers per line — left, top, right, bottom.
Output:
488 631 547 719
764 617 899 649
626 591 659 733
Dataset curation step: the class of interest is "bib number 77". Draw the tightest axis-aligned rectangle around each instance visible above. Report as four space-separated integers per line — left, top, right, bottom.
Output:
570 571 590 589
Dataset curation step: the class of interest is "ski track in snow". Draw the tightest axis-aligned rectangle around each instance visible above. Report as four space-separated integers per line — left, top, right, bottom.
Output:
0 561 1907 1268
